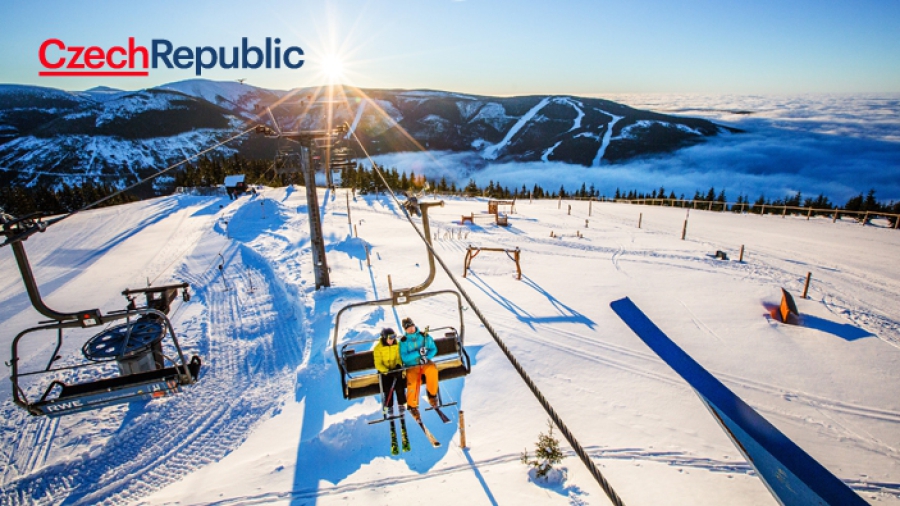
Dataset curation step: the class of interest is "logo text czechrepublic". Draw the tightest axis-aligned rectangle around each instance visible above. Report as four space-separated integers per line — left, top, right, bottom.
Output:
39 37 304 77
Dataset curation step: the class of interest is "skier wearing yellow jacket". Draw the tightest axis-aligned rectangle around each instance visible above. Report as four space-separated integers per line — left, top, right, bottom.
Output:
374 327 407 411
399 317 438 414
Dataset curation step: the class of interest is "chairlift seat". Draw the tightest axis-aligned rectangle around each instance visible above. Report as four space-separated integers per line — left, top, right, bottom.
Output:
31 356 201 417
342 333 470 400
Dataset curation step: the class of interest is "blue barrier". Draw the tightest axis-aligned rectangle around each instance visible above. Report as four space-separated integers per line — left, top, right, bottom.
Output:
610 297 866 506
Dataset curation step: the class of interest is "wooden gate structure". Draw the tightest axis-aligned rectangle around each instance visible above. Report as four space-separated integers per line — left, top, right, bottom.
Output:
463 246 522 280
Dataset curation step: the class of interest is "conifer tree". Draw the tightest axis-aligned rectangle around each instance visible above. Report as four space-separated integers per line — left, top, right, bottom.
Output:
521 420 564 479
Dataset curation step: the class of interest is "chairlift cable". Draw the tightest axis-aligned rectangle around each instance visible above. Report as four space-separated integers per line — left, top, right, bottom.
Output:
347 131 626 506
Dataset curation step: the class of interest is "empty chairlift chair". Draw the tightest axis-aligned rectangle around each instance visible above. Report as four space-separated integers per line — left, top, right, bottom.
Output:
2 212 202 417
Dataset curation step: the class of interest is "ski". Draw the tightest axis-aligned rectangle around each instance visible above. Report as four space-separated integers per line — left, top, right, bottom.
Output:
385 402 399 455
400 413 411 452
424 393 451 424
432 405 451 424
389 417 400 455
409 407 440 447
385 377 402 454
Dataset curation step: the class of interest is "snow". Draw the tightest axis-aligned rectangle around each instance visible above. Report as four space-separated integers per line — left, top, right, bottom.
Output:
0 130 239 188
593 109 625 166
555 97 585 132
542 140 563 162
348 98 368 137
223 174 245 186
471 102 512 132
457 100 484 122
483 97 553 160
1 188 899 505
77 87 130 103
157 79 273 112
95 91 191 126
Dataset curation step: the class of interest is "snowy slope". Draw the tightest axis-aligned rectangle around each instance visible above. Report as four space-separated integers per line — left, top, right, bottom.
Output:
157 79 285 115
1 188 899 505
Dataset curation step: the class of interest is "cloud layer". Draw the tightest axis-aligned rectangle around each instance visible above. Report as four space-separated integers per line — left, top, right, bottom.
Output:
370 94 900 205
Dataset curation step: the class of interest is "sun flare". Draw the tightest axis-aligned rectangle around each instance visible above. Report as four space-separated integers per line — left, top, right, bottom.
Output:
321 56 344 83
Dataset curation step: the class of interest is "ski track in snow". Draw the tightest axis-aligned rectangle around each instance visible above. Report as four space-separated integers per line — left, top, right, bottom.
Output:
482 96 552 160
593 109 625 166
0 196 312 505
2 194 899 504
348 99 367 138
136 445 900 505
458 211 900 466
541 140 562 162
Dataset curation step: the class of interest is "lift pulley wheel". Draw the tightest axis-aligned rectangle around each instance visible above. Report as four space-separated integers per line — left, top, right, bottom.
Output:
82 319 167 361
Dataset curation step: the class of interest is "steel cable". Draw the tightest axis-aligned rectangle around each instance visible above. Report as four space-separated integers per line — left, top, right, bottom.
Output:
348 130 626 506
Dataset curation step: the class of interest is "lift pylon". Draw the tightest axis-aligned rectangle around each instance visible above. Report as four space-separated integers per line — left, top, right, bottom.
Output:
256 123 351 289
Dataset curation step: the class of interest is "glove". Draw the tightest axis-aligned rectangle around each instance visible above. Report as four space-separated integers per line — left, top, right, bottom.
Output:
419 347 427 357
422 326 430 337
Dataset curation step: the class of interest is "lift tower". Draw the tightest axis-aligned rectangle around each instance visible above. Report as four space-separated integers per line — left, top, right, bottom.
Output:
257 123 349 289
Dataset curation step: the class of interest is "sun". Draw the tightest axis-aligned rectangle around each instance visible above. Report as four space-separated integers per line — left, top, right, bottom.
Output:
321 55 344 83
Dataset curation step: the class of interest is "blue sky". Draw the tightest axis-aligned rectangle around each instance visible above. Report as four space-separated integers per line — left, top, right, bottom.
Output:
2 0 899 95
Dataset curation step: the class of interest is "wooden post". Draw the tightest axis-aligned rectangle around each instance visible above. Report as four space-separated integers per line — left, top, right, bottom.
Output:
365 245 371 267
708 201 713 211
558 195 561 209
895 215 900 229
353 224 357 237
807 206 812 220
388 275 393 294
681 219 687 240
761 204 766 216
346 192 352 224
567 204 571 215
529 191 532 204
782 206 786 218
833 211 839 223
589 199 592 216
802 272 812 299
514 249 522 280
585 219 589 228
862 211 869 226
458 410 467 448
638 213 642 229
739 245 745 263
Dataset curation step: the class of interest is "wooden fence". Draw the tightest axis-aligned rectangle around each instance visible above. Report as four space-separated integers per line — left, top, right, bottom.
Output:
612 198 900 228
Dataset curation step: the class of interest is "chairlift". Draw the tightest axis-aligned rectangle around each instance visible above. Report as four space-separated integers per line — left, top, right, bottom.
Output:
273 138 304 175
332 201 471 419
2 212 201 417
263 123 354 190
327 141 355 189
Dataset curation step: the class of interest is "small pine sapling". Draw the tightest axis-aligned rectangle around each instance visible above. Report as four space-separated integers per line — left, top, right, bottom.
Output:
520 420 564 478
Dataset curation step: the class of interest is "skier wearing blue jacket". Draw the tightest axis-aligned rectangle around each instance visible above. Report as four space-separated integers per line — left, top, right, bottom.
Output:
399 317 438 415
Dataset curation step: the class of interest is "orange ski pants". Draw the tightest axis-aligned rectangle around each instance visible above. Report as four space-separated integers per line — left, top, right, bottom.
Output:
406 363 439 408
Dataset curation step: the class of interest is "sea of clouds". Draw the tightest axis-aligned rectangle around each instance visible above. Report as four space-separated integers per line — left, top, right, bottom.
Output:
370 94 900 205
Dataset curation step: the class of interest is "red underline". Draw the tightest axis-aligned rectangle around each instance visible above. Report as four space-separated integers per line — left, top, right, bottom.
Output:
39 71 149 77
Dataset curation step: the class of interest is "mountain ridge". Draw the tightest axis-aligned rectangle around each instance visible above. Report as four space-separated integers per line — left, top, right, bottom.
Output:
0 79 738 189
